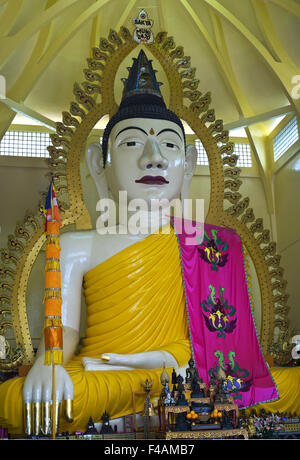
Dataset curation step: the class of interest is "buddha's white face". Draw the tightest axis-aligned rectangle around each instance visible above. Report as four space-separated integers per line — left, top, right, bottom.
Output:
105 117 185 204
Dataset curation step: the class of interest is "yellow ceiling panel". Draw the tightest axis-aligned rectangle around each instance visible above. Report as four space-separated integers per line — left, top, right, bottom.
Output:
0 0 298 135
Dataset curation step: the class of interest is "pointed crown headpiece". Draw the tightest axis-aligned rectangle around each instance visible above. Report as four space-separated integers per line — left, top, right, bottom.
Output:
121 49 162 100
101 50 185 166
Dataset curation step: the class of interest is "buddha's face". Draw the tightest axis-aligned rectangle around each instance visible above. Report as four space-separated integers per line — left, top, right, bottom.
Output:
105 117 185 204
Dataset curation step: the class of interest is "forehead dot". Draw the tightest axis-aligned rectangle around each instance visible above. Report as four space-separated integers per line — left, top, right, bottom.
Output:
149 128 155 135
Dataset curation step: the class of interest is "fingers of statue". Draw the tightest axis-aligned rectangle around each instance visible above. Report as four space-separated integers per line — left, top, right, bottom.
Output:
54 401 62 435
23 378 43 436
42 401 52 435
101 353 111 362
62 372 74 423
24 403 32 436
33 401 42 436
99 353 134 370
23 401 43 436
82 356 134 371
23 364 74 436
40 401 61 436
101 353 124 364
24 398 71 436
63 371 74 400
101 352 132 366
46 375 74 433
65 399 73 423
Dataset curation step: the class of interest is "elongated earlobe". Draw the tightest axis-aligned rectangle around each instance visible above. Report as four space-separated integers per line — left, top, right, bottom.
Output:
181 144 197 201
185 144 197 176
86 142 109 200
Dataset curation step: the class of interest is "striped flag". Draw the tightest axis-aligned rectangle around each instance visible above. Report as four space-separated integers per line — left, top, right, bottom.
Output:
44 178 62 230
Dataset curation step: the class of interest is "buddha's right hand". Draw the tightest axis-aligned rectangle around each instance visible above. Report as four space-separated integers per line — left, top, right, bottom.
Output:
22 357 74 436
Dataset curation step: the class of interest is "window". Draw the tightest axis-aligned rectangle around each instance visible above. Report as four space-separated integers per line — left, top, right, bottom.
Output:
273 116 299 162
195 139 252 167
0 131 51 158
234 143 252 167
195 139 209 165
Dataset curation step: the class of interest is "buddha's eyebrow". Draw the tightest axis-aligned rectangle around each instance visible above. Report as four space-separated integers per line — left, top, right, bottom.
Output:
157 128 183 141
115 126 148 140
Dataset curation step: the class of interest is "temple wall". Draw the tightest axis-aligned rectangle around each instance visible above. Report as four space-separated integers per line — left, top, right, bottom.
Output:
273 148 300 334
0 157 48 249
0 156 48 349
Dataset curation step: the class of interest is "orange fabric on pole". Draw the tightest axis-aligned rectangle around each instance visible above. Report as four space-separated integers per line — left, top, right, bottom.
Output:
45 271 61 288
46 221 60 234
44 327 63 349
46 245 60 259
45 298 62 317
43 179 63 366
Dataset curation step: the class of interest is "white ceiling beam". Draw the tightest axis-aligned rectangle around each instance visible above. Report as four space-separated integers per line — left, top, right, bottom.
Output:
115 0 137 31
0 97 56 130
224 105 294 131
0 0 81 68
203 0 300 115
179 0 254 118
268 0 300 20
0 0 24 37
0 0 112 141
252 0 297 65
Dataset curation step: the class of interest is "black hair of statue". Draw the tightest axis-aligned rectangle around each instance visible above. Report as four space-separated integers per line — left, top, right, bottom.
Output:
101 95 186 167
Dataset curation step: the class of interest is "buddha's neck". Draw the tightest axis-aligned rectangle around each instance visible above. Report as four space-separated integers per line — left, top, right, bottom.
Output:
119 207 172 236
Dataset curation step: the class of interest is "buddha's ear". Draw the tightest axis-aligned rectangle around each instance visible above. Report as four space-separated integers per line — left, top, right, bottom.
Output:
181 144 197 200
86 142 109 200
184 144 197 176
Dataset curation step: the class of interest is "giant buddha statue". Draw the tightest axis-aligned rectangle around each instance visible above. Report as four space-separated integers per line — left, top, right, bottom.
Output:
0 47 284 437
0 50 197 435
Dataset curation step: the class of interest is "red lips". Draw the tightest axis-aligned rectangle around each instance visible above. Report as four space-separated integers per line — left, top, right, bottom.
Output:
135 176 169 185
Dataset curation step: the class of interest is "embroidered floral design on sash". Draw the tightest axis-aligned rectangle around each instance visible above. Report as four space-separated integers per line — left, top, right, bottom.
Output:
209 351 252 401
197 228 229 271
172 218 279 408
201 285 237 338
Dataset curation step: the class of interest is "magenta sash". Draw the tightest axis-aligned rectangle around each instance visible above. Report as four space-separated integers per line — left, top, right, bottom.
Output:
173 218 279 408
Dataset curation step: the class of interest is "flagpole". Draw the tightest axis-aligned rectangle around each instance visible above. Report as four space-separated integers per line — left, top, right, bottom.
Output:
43 178 63 441
52 359 56 440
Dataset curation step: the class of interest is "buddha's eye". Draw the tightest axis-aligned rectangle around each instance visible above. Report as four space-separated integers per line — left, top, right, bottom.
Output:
120 140 143 148
162 142 179 150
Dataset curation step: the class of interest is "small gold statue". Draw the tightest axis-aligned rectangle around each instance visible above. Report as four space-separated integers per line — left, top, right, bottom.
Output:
160 362 169 386
141 378 154 392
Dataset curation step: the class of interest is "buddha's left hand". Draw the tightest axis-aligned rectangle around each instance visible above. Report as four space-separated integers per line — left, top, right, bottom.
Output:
82 350 178 371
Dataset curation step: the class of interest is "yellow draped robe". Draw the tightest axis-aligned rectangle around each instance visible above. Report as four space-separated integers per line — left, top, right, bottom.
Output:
1 228 300 435
0 229 191 434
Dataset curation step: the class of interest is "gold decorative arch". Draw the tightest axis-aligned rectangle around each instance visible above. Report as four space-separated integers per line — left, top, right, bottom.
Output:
0 27 291 369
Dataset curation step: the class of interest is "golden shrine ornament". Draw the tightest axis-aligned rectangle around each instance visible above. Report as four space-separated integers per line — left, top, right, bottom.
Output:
132 10 154 45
